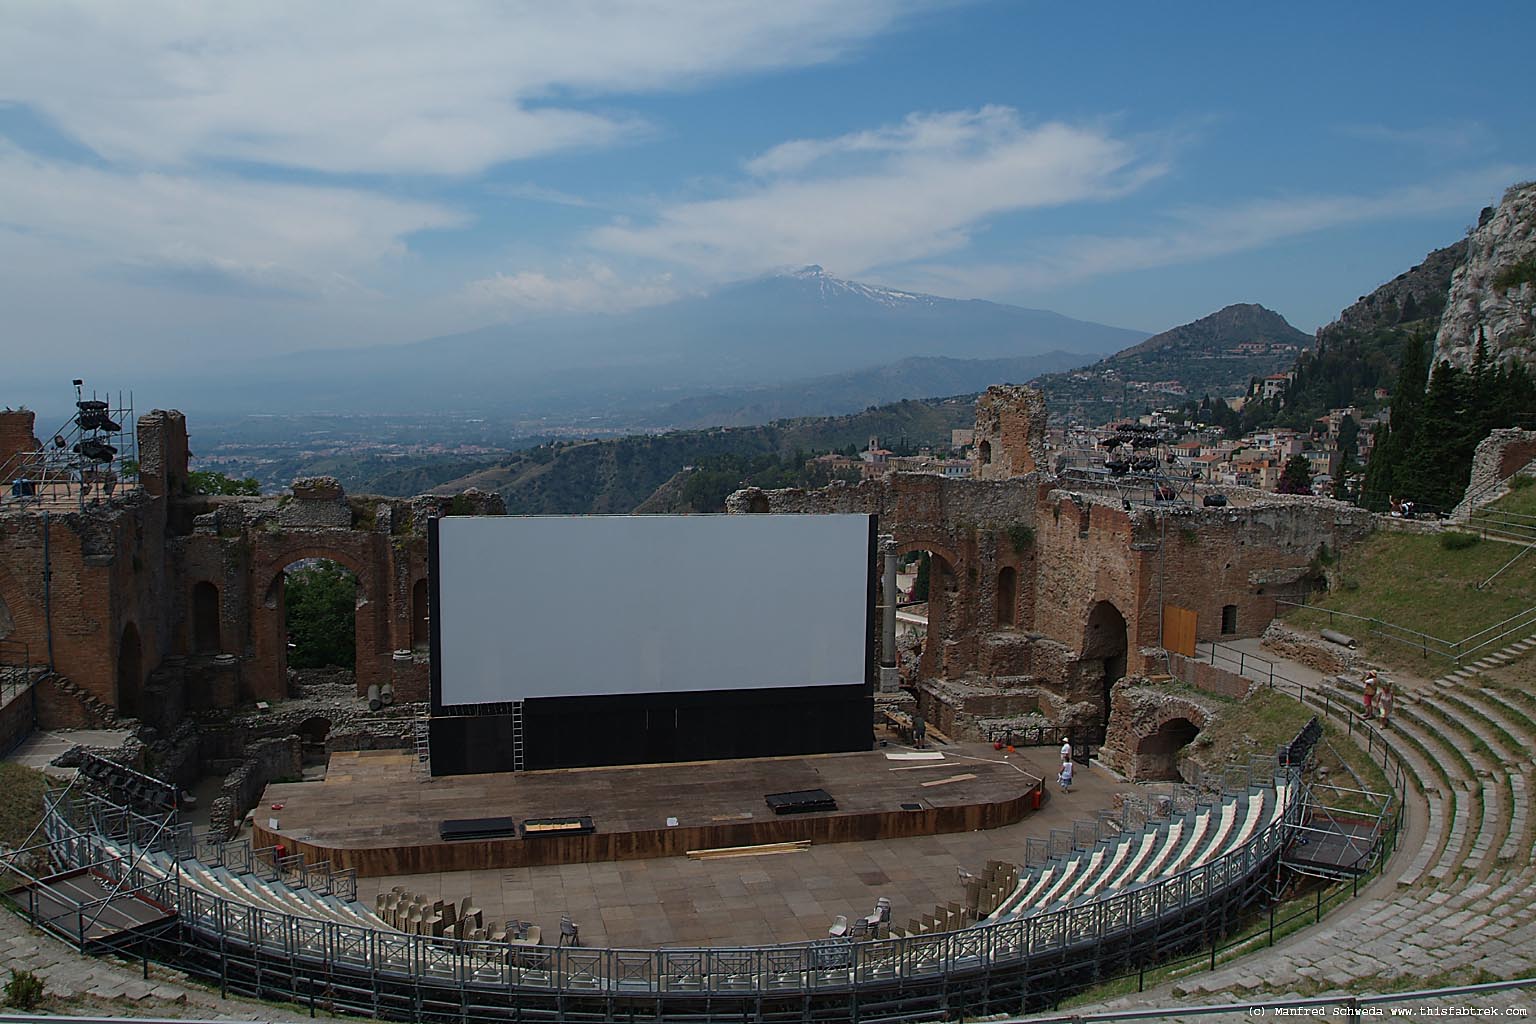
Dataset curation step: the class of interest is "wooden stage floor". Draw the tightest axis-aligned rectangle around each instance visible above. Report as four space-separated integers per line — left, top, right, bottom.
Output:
256 744 1044 877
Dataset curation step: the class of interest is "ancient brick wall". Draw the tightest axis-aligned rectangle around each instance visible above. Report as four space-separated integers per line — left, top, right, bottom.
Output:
972 385 1046 481
1165 653 1254 700
0 410 41 475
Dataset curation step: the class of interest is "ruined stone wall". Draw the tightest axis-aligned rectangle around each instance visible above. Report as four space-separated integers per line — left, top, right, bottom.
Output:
1165 653 1255 700
1452 428 1536 519
1098 684 1216 782
0 410 41 475
973 385 1046 481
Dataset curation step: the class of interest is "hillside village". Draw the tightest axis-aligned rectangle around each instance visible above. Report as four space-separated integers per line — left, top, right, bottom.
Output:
820 383 1376 501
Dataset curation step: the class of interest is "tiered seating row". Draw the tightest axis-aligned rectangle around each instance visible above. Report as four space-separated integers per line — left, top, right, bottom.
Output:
142 847 391 932
992 783 1286 923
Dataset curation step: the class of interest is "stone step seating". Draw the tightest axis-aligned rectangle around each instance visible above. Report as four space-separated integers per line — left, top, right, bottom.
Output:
1407 689 1532 866
1293 680 1448 887
1325 672 1530 881
992 784 1282 921
147 848 389 932
1156 646 1536 1000
1307 677 1473 883
1397 696 1510 873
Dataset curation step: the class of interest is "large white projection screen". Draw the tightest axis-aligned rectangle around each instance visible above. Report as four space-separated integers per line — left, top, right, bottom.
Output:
435 514 872 705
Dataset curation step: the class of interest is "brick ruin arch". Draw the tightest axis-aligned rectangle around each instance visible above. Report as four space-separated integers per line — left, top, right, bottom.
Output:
191 580 221 655
253 545 378 702
1081 600 1129 729
996 566 1018 627
1100 691 1211 782
893 536 961 681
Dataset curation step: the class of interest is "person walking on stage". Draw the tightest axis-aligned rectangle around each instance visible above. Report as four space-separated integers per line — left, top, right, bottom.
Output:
1058 758 1074 793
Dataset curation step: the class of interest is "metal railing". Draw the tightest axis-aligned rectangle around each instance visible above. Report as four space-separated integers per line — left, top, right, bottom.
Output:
0 976 1531 1022
10 763 1304 1018
1199 641 1411 801
1276 597 1536 667
0 638 43 706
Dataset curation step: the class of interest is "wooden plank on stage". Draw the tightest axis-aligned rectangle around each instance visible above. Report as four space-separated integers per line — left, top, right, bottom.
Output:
253 744 1042 876
686 841 810 860
921 773 978 788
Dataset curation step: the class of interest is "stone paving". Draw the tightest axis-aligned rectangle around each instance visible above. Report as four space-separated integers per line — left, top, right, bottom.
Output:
358 741 1139 948
8 726 133 778
0 899 302 1020
1060 636 1536 1019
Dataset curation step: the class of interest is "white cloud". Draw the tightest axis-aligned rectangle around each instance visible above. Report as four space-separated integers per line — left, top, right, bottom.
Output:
463 264 677 315
592 108 1164 276
886 166 1534 296
0 143 464 295
0 2 928 176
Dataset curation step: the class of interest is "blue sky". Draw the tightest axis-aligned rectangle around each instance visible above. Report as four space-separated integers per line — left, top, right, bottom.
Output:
2 0 1533 379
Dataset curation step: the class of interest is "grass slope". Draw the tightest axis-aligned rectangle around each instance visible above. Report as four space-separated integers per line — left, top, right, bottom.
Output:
1284 530 1536 673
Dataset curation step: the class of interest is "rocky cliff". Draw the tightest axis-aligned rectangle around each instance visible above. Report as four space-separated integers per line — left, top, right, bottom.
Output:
1434 182 1536 369
1316 237 1466 347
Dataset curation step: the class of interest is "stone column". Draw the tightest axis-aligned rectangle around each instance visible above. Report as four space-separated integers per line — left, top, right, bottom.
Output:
880 536 899 693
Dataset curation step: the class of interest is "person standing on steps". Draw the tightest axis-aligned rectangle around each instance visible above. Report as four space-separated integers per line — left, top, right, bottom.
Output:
1376 678 1393 728
1363 671 1378 718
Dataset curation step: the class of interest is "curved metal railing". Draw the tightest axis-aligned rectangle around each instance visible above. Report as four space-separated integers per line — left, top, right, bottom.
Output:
33 763 1303 1000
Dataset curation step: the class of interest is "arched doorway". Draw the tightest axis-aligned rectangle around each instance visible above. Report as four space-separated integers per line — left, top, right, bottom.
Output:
996 567 1017 627
1135 717 1201 780
192 581 221 654
298 716 332 766
897 546 957 681
1083 600 1128 729
117 623 143 719
280 559 359 676
411 578 430 650
979 440 992 465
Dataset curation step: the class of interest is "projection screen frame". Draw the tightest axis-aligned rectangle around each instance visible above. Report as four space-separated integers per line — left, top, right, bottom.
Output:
427 513 877 718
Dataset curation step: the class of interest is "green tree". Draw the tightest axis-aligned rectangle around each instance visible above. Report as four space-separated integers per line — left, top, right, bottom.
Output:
284 562 356 670
1277 455 1313 495
1361 331 1431 510
188 470 260 496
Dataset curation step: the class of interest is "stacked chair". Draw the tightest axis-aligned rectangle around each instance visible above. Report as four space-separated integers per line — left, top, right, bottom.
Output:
377 888 508 940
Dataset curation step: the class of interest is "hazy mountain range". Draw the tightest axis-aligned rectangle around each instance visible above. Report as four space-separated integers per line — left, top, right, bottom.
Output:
154 266 1146 422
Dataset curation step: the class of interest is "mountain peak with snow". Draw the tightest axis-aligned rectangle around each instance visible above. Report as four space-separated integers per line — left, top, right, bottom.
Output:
768 264 937 309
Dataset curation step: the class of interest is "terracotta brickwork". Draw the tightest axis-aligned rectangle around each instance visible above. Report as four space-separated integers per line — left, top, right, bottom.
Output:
0 408 499 729
732 385 1375 732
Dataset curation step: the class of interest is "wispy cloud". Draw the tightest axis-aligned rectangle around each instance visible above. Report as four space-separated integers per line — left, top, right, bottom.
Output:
883 166 1532 297
0 2 932 177
1334 121 1495 158
592 107 1166 276
463 264 677 315
0 143 463 296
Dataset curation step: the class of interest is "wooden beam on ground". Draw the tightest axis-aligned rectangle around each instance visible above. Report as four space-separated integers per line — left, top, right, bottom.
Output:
686 840 811 860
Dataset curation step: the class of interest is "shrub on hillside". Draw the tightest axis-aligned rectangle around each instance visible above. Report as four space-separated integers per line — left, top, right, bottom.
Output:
1440 531 1480 551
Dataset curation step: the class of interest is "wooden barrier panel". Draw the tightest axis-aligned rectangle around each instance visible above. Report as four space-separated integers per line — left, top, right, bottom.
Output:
1162 605 1198 657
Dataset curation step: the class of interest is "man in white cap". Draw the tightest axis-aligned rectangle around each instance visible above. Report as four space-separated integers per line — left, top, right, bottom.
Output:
1060 737 1072 762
